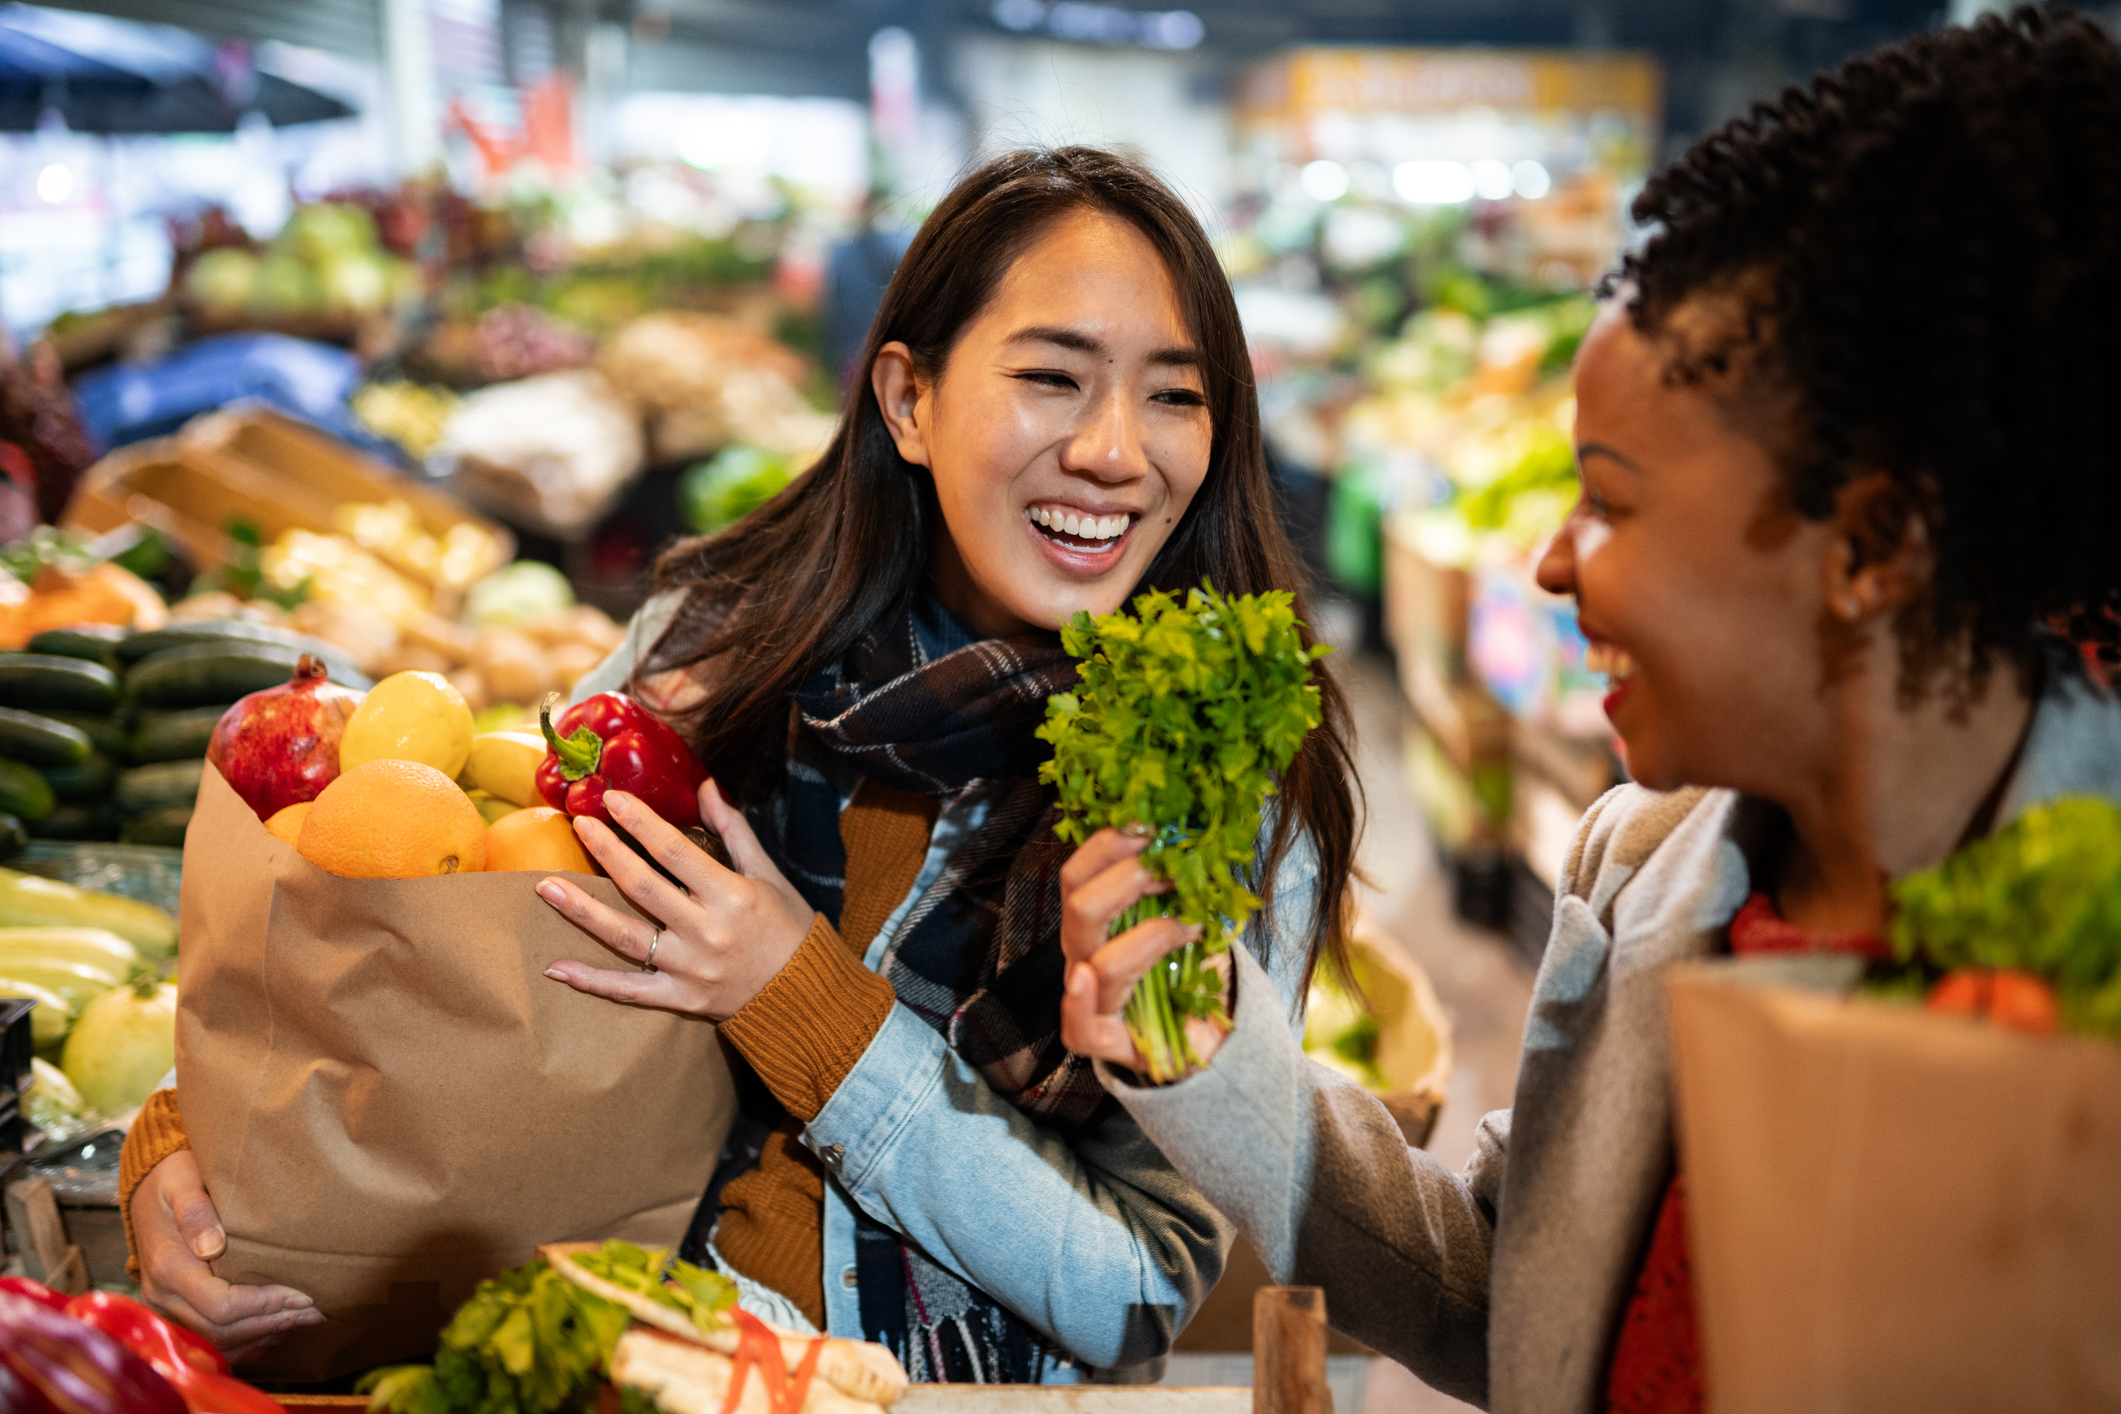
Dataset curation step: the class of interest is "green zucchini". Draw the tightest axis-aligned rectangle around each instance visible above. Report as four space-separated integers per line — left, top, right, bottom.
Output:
118 807 191 848
0 655 121 714
0 814 24 862
116 621 361 676
115 759 205 814
38 711 128 757
0 866 175 962
128 705 232 764
0 709 91 768
26 626 126 665
39 753 115 803
0 760 54 822
0 975 72 1049
27 804 118 842
127 643 369 709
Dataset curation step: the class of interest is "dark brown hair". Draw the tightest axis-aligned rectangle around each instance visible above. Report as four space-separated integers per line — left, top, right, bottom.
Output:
643 145 1358 979
1617 5 2121 679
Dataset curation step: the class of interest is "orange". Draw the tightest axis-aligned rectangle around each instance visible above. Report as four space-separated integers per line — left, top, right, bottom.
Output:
483 806 599 875
296 759 487 878
264 801 312 846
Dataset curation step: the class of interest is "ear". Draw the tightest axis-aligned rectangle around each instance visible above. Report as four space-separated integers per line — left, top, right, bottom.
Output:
1822 471 1933 624
870 341 932 470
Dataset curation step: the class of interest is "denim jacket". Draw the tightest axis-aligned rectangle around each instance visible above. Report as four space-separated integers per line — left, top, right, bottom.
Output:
575 595 1318 1379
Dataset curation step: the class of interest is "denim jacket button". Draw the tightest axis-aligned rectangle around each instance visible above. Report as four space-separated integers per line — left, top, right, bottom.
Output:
820 1143 846 1169
841 1267 860 1288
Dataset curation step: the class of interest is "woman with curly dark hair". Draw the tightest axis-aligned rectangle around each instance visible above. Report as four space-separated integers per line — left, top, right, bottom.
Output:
1062 8 2121 1411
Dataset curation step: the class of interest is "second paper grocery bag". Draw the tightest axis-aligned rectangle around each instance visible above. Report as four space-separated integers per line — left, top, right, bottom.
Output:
176 765 735 1382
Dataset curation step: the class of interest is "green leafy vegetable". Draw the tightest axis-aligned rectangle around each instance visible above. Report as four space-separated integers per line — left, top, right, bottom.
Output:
1039 582 1330 1081
569 1240 735 1335
1888 795 2121 1036
358 1242 732 1414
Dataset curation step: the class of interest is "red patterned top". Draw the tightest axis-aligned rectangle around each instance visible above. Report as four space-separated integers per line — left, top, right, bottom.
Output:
1599 893 1884 1414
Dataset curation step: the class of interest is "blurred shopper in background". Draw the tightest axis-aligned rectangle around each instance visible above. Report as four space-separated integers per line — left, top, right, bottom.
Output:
1062 9 2121 1412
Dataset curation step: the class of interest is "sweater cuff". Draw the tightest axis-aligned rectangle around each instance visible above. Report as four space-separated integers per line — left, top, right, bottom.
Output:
119 1087 190 1281
719 913 895 1122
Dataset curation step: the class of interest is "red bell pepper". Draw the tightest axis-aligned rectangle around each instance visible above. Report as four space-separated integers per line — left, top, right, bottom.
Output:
538 692 706 830
62 1292 286 1414
0 1289 187 1414
0 1276 73 1312
64 1293 230 1376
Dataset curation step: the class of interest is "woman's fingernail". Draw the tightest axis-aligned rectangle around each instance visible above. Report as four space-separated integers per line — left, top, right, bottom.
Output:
285 1293 314 1309
1122 821 1151 839
538 880 565 904
192 1227 224 1259
545 967 566 981
1185 923 1204 939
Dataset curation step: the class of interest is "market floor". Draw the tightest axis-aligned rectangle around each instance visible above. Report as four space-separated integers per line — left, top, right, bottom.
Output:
1160 646 1537 1412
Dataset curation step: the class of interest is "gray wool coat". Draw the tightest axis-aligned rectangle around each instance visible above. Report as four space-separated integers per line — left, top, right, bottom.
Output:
1100 666 2121 1412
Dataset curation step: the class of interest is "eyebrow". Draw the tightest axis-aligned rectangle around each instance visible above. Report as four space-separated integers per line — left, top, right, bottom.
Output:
1006 325 1201 369
1576 441 1646 474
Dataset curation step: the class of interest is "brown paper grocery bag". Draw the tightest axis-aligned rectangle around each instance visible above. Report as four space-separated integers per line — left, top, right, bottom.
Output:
1667 965 2121 1414
176 765 735 1382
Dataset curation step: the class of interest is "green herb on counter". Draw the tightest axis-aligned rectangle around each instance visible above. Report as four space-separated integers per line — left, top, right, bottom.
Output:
1039 582 1330 1082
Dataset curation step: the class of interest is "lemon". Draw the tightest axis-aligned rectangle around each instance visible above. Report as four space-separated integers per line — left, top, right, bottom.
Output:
339 670 475 777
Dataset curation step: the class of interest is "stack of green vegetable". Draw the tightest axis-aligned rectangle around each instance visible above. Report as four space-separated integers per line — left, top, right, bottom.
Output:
0 620 371 848
1039 583 1331 1083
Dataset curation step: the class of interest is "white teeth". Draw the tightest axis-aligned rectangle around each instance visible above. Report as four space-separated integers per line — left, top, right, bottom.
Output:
1585 643 1636 681
1026 507 1130 542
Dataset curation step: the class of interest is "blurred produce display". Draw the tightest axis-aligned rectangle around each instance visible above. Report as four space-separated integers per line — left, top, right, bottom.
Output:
352 381 459 459
598 312 835 465
181 202 418 335
679 445 797 535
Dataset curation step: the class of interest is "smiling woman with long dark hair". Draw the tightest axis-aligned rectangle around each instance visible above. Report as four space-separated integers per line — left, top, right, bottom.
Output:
119 146 1359 1385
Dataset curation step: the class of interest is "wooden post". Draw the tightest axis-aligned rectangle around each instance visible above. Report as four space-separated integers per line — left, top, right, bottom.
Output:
1253 1286 1331 1414
5 1179 88 1295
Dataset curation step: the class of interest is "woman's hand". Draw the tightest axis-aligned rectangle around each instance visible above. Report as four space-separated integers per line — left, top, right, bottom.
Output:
129 1150 322 1363
1056 826 1222 1072
540 779 814 1021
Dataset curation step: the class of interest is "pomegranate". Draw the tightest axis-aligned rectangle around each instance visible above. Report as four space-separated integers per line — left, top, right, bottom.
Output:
206 654 367 820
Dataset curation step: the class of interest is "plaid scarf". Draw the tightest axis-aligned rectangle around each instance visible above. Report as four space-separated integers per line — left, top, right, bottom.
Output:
705 595 1109 1381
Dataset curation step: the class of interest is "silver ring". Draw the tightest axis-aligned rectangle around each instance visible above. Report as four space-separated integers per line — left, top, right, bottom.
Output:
644 929 661 972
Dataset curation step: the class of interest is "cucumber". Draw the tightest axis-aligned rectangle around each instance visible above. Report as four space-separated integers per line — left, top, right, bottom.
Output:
116 621 363 678
26 626 126 665
118 807 191 848
0 955 115 1011
0 655 121 714
0 760 54 822
39 753 115 803
27 804 118 842
38 711 127 757
0 867 176 962
127 643 370 709
129 706 232 764
116 760 205 814
0 709 90 768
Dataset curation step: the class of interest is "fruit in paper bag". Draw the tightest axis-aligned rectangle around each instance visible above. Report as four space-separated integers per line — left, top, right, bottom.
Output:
62 975 176 1115
339 670 474 778
460 730 548 808
264 801 311 846
297 759 487 878
207 654 366 822
483 806 597 874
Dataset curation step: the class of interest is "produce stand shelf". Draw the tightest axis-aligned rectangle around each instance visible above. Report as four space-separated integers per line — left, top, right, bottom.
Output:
277 1392 1252 1412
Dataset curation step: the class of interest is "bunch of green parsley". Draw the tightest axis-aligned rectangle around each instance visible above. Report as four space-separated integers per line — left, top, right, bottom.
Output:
1040 582 1329 1082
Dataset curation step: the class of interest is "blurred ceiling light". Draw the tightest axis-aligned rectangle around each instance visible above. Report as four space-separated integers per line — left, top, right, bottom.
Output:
35 163 72 204
1394 161 1473 205
1300 159 1349 202
988 0 1202 48
1470 160 1513 201
1511 159 1553 199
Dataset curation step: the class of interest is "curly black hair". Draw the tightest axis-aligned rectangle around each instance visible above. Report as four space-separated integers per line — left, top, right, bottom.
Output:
1618 4 2121 678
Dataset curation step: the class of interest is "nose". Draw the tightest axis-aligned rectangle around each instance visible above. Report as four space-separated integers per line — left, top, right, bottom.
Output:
1535 514 1578 598
1061 386 1151 483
